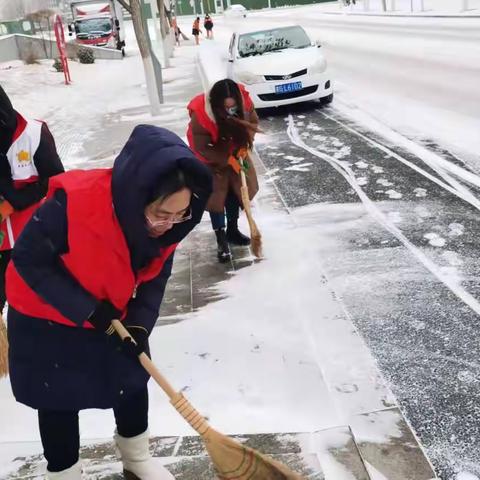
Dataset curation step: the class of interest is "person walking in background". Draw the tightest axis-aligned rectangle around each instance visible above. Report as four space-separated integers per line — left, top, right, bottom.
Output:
172 16 181 46
6 125 212 480
0 85 64 315
187 79 260 263
192 16 202 45
204 14 214 39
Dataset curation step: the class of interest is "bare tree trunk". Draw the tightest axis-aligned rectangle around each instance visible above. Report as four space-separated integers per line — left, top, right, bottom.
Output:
158 0 169 37
130 0 161 115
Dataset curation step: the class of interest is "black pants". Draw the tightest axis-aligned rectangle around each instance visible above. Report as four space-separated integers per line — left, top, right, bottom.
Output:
38 387 149 472
209 190 240 230
0 249 11 312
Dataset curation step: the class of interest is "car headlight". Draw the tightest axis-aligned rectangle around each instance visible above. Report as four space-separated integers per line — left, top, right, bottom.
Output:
235 71 263 85
310 57 327 74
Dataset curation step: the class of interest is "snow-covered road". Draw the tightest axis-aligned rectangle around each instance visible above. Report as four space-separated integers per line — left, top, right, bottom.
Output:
210 8 480 167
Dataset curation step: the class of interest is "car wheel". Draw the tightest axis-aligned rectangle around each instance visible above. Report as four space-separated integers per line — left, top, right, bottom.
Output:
320 93 333 106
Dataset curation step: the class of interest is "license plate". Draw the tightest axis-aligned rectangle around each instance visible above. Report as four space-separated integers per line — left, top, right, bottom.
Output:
275 82 302 94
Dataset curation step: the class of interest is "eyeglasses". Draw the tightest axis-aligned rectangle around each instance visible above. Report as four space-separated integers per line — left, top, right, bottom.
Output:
145 208 192 228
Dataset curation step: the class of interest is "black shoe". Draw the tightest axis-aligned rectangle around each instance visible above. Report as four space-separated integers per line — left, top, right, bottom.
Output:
215 228 232 263
226 224 251 246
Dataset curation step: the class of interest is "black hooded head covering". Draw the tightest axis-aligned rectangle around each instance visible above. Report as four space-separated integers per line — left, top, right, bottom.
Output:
0 85 17 154
112 125 212 271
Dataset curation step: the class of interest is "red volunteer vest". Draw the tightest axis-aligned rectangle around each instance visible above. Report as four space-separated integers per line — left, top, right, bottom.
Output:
186 84 254 164
1 113 42 251
6 169 177 328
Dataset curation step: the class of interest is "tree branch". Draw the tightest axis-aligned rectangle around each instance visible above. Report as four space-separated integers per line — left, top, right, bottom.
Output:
116 0 132 14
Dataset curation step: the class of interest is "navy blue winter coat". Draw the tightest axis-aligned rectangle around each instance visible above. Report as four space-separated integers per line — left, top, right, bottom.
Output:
7 125 212 411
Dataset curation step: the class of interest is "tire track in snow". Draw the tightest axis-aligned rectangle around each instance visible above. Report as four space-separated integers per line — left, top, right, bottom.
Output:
318 109 480 213
287 115 480 320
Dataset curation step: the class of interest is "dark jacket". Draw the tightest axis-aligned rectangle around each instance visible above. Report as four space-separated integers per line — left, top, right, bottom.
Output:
7 125 212 411
0 85 64 214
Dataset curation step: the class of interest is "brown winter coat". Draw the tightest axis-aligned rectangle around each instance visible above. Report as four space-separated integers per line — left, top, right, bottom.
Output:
188 110 259 213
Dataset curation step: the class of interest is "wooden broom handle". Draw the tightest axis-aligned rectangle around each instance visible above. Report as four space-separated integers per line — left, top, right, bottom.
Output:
111 320 179 401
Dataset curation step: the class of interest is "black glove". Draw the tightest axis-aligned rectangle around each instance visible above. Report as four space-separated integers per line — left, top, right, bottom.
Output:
88 300 121 334
120 325 149 359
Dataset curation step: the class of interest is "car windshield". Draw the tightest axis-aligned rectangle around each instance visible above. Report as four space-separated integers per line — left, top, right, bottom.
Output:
75 17 111 34
238 26 310 58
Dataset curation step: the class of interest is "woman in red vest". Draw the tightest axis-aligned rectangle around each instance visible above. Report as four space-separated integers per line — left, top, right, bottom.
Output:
0 85 64 313
6 125 212 480
187 79 259 262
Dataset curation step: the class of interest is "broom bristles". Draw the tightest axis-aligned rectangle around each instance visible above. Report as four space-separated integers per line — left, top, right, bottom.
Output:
0 314 9 378
250 229 262 258
205 430 304 480
171 393 304 479
240 184 263 259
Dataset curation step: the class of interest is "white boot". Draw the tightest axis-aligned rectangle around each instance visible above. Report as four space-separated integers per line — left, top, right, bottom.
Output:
114 430 175 480
46 461 82 479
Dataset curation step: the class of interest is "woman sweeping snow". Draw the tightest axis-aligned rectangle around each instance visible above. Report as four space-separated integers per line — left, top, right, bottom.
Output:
187 78 260 262
6 126 212 480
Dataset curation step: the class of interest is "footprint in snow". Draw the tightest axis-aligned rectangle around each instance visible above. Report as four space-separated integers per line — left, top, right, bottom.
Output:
371 166 384 174
333 146 351 160
414 188 427 197
284 163 313 172
356 177 368 186
385 189 402 199
284 155 305 164
376 178 394 187
424 232 446 247
448 223 464 236
355 161 369 169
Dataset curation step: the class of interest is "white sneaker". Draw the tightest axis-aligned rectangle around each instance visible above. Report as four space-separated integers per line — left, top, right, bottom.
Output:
115 430 175 480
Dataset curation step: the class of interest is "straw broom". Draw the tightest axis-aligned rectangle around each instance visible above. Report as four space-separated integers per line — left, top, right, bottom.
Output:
112 320 304 480
239 154 263 259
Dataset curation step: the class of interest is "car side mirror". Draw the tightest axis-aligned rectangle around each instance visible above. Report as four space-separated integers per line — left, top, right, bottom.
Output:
115 19 120 29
